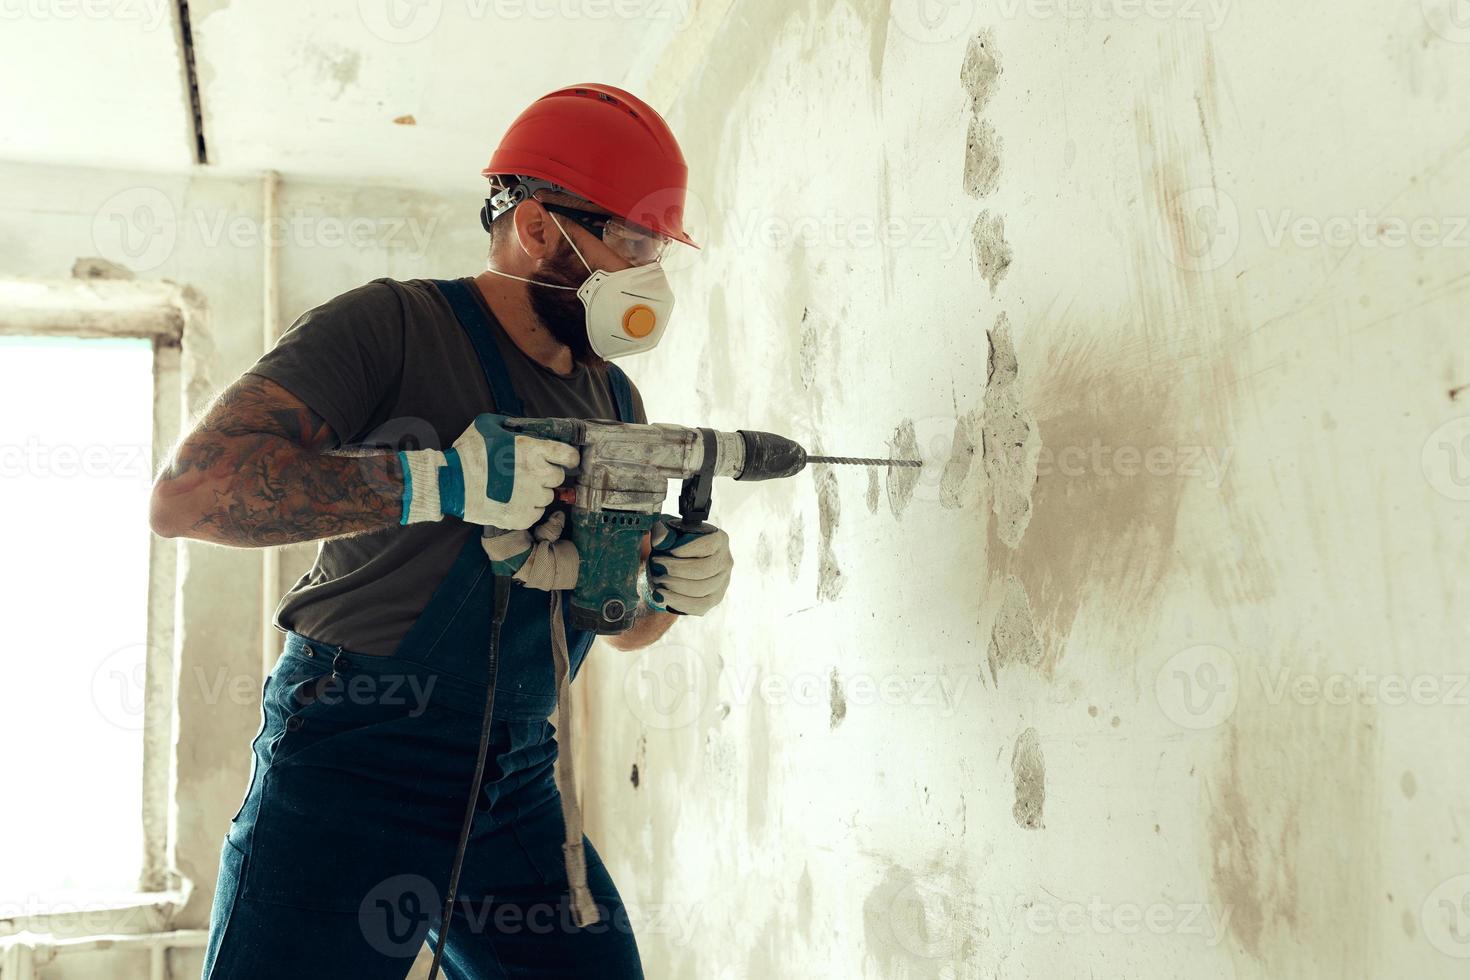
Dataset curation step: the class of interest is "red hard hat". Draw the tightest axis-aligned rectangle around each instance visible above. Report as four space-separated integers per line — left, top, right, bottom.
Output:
484 84 699 249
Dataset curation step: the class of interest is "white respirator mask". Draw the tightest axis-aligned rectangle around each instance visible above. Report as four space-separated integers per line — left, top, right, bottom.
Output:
489 209 675 360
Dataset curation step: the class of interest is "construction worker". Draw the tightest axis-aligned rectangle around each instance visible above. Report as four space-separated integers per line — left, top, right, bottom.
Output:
150 84 734 979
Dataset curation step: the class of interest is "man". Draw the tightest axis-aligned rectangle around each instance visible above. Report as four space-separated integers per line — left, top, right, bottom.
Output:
150 84 733 979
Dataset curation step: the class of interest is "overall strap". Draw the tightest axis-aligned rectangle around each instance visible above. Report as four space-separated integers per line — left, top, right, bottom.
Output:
433 278 524 417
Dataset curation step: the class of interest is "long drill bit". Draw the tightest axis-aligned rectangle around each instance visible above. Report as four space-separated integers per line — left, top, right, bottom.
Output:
807 455 923 468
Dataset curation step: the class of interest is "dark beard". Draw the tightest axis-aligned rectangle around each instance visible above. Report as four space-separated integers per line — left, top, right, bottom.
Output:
529 241 606 369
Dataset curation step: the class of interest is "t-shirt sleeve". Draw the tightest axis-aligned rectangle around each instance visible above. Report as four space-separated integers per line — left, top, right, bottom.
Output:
245 280 404 445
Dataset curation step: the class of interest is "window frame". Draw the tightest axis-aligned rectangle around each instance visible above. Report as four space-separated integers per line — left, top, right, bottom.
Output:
0 277 193 937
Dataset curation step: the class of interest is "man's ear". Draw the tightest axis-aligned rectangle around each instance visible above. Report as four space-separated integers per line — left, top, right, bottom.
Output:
512 199 559 262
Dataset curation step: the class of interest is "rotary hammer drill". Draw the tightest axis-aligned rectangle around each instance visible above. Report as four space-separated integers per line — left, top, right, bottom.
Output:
497 416 915 631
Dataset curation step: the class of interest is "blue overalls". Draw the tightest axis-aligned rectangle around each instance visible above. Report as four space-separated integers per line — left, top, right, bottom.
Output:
201 279 645 980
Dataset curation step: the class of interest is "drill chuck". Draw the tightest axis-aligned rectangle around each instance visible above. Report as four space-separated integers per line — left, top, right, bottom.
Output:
735 430 808 481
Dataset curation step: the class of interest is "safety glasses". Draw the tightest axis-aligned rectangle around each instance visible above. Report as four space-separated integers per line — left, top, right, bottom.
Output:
541 203 671 267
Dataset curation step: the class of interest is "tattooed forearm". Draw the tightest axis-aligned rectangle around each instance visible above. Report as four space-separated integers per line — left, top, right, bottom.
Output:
151 375 404 547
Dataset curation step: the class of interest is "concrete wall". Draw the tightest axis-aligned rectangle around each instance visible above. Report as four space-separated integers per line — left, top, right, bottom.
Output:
577 2 1470 978
0 160 483 978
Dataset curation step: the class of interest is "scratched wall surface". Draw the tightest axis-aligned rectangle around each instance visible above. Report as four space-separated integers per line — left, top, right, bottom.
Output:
577 1 1470 977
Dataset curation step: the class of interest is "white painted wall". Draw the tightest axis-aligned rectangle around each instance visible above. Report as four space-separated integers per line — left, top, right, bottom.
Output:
576 2 1470 978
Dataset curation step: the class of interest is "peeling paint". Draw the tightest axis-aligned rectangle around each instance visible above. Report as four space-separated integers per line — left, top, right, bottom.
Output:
981 316 1038 548
814 466 844 601
861 864 978 977
987 575 1042 683
72 257 134 280
799 308 818 390
970 210 1012 295
829 668 847 729
939 409 981 510
755 529 774 572
962 117 1003 199
864 467 880 514
786 512 805 582
304 44 361 99
960 29 1002 114
960 30 1004 200
886 419 921 518
1010 728 1045 830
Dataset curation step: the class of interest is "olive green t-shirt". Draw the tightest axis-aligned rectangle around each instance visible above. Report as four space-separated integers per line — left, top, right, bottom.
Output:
245 276 648 657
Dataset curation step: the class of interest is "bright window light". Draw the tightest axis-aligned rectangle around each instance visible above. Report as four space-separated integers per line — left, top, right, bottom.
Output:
0 336 155 904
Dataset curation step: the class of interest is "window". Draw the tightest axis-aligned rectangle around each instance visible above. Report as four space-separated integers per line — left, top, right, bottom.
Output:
0 336 156 903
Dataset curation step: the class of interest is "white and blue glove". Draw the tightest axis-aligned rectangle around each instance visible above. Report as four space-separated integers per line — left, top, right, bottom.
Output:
481 510 579 589
643 516 734 616
399 413 579 530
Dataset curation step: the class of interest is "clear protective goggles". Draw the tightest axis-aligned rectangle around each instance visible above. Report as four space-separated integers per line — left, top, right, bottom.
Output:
539 203 671 267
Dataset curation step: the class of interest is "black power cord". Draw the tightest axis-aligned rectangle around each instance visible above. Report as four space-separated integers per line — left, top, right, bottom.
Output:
427 573 512 980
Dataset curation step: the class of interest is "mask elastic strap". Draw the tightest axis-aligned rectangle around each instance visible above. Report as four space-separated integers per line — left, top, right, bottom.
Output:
482 268 577 291
545 208 595 276
483 210 593 292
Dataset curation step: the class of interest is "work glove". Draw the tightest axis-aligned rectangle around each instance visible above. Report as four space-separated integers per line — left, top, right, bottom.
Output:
399 413 579 529
643 515 734 616
481 509 579 590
